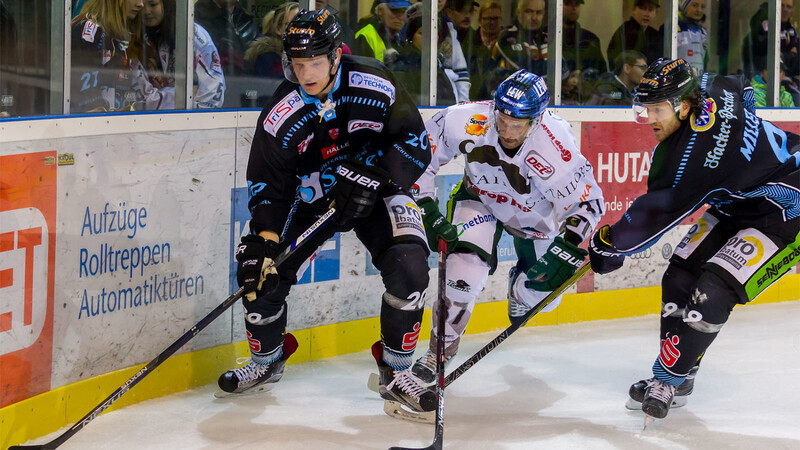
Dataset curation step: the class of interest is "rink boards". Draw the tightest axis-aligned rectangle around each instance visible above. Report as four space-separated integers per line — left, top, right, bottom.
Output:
1 108 799 447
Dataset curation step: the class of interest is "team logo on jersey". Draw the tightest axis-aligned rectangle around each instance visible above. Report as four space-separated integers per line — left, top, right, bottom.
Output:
264 91 304 137
328 128 339 140
465 114 489 136
297 133 314 155
525 151 554 179
348 120 383 133
348 71 396 104
210 51 221 70
691 97 716 132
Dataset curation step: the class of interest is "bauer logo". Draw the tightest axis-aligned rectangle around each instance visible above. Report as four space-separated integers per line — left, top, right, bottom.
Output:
348 71 396 104
264 91 303 137
0 152 57 406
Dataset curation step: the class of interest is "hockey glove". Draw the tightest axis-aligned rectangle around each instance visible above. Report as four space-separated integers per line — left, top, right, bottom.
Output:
525 236 587 292
332 160 390 227
417 196 458 251
588 225 625 274
236 235 280 301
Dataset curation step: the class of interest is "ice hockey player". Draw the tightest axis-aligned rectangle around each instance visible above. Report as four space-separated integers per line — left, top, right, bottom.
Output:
219 9 435 415
391 69 604 421
588 58 800 423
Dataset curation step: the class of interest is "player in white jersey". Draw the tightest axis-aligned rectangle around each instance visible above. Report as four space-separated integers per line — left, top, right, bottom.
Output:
391 70 604 420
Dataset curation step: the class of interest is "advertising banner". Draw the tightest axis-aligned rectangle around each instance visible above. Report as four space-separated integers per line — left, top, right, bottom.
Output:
0 152 57 407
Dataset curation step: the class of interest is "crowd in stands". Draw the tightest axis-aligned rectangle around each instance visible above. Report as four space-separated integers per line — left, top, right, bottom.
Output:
3 0 799 116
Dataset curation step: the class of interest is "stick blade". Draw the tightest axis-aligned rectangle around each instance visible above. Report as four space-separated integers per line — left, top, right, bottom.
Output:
388 444 440 450
8 445 49 449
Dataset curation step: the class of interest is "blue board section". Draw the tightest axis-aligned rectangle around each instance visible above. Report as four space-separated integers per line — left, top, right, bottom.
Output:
230 187 340 293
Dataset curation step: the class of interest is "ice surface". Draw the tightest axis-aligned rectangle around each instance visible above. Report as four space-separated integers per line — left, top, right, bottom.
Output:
24 300 800 449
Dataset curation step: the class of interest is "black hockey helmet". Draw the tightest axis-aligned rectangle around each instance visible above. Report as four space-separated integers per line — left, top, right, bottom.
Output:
282 9 342 60
632 58 698 124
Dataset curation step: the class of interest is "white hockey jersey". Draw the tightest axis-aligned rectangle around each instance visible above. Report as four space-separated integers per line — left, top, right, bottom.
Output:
417 101 604 241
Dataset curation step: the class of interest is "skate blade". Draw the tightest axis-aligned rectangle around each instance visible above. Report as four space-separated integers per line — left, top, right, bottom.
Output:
367 372 380 394
213 382 276 399
643 414 656 430
625 398 642 410
383 399 435 424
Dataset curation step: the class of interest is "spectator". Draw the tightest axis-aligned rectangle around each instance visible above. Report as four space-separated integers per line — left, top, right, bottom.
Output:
607 0 663 70
492 0 549 77
444 0 477 44
562 0 607 104
244 3 299 79
742 1 799 82
194 0 258 77
70 0 145 113
587 50 647 106
353 0 410 63
466 1 503 99
140 0 226 109
751 60 796 107
0 0 18 117
387 3 457 106
676 0 708 75
439 0 472 102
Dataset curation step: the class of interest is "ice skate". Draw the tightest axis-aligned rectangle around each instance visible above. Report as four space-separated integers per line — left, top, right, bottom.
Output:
215 333 298 398
369 342 436 423
626 365 698 410
641 378 676 426
410 349 453 386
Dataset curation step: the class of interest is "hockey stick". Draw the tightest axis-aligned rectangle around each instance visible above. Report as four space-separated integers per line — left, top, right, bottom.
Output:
443 263 591 388
389 237 448 450
8 207 337 450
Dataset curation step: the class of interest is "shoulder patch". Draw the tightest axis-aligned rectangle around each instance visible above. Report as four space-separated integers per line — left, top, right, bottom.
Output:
82 21 99 43
690 97 716 132
348 71 395 104
264 91 304 137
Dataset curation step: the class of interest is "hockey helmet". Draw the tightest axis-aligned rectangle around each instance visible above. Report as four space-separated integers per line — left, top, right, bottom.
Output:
494 70 549 121
632 58 698 124
282 9 343 82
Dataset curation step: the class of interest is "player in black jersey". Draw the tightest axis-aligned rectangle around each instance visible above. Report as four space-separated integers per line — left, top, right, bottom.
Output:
589 58 800 423
219 10 435 414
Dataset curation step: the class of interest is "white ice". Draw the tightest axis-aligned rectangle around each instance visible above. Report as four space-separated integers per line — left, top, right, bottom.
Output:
24 300 800 449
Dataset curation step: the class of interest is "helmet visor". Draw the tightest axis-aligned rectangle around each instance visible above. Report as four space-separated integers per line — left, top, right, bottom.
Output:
632 100 681 124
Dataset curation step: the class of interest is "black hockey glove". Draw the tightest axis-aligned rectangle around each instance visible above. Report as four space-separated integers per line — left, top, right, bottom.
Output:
332 160 390 227
525 236 587 292
236 235 280 301
588 225 625 275
417 196 458 251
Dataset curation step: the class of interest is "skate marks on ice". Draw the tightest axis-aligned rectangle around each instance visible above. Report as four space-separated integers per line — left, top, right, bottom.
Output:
19 301 800 449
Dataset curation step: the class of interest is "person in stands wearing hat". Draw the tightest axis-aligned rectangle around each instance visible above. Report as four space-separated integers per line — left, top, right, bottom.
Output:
353 0 410 63
607 0 663 69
